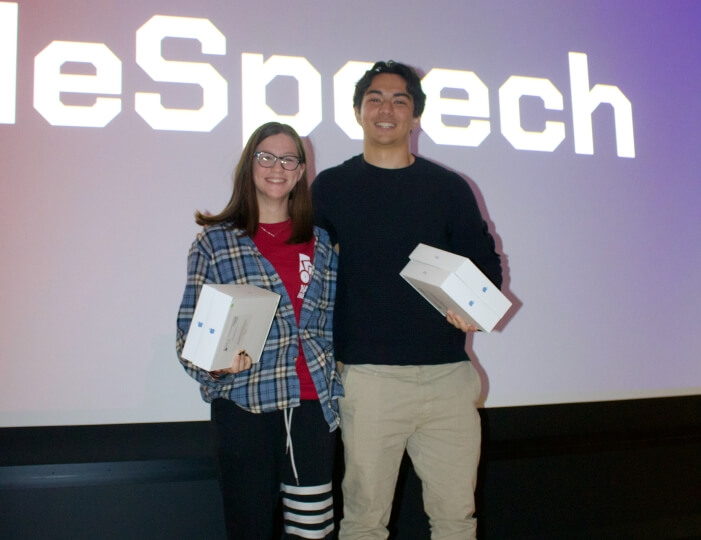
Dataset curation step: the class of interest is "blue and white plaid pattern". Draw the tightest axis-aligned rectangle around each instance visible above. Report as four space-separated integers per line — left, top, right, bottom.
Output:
176 223 342 430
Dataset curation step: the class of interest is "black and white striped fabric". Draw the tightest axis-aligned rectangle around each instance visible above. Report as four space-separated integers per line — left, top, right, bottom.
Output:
281 481 335 539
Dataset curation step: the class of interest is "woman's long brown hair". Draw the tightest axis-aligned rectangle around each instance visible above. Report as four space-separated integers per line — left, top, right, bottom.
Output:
195 122 313 244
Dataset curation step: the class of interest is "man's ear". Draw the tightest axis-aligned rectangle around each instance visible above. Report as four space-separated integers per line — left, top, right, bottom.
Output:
411 115 421 131
354 107 362 126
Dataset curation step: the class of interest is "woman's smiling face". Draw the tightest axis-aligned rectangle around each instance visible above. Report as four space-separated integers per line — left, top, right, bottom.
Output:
252 132 305 205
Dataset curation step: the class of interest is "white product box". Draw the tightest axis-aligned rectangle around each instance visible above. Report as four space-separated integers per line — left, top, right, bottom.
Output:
400 243 511 332
182 284 280 370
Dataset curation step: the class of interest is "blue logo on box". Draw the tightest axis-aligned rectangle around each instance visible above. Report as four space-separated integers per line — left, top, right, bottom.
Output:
209 328 215 334
197 321 203 328
469 300 475 306
482 286 488 293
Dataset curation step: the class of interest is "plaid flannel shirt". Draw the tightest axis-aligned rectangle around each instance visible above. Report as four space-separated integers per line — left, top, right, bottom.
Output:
176 223 342 430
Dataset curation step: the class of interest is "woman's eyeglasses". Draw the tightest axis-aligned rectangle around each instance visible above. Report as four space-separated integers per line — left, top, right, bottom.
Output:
254 151 303 171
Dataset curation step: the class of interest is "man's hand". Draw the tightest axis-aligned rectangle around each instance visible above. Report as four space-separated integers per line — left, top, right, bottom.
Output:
446 310 480 333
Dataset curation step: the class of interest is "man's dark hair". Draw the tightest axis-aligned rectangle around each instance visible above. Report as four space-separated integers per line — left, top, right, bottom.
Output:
353 60 426 118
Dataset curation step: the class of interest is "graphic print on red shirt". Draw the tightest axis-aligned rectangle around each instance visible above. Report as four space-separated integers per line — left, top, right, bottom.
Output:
254 220 318 399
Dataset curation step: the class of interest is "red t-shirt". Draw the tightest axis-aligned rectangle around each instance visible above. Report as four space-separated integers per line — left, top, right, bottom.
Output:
253 219 318 400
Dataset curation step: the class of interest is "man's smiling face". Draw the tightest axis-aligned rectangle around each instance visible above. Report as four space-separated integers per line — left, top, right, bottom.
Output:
355 73 420 150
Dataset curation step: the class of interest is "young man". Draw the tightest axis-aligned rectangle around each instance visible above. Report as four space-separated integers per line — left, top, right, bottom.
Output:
311 61 503 539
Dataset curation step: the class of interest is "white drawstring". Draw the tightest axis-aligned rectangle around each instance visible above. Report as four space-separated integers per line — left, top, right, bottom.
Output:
284 408 300 485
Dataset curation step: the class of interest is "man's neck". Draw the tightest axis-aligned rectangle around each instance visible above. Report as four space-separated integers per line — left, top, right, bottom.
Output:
362 144 415 169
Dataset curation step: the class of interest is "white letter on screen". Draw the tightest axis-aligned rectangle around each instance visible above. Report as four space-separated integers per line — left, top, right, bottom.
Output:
499 76 565 152
34 41 121 128
334 60 373 140
135 15 227 132
569 52 635 158
421 68 490 147
0 2 18 124
241 53 321 144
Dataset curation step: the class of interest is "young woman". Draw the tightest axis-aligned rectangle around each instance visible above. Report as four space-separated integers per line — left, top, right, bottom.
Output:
176 122 342 540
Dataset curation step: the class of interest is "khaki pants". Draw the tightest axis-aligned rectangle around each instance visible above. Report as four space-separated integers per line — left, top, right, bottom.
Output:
338 361 482 540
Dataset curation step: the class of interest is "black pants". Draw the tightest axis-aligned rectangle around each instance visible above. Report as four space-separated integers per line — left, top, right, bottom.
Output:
211 399 336 540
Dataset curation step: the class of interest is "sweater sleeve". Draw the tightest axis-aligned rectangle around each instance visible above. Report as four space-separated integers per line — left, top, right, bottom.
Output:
447 177 503 289
311 174 338 245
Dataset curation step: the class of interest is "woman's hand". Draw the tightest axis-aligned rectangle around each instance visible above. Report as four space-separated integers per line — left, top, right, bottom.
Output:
446 310 480 333
211 350 253 376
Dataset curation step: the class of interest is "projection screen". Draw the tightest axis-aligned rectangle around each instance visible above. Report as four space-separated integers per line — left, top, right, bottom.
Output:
1 0 699 427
